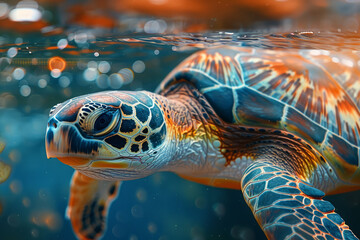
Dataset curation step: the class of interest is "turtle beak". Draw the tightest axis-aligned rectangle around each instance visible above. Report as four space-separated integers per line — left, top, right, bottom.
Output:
45 117 125 168
45 117 95 167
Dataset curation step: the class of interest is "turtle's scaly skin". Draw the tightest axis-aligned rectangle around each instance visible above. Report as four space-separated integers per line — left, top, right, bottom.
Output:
46 47 360 240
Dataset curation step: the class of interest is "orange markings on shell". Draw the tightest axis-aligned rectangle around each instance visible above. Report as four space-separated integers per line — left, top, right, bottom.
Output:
58 98 88 120
87 94 121 106
108 92 138 104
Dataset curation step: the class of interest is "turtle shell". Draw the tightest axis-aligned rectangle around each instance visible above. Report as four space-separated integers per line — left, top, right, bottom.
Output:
158 46 360 180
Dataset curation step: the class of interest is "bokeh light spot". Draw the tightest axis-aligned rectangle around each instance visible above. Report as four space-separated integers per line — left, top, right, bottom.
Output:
38 79 47 88
144 19 167 33
58 76 71 88
57 39 68 50
7 47 18 58
20 85 31 97
9 180 22 194
98 61 111 73
22 197 31 207
96 74 109 89
0 3 9 18
9 0 42 22
109 73 123 89
48 56 66 72
132 60 145 73
50 69 61 78
83 68 98 81
136 188 147 203
118 68 134 84
0 161 11 183
13 68 25 80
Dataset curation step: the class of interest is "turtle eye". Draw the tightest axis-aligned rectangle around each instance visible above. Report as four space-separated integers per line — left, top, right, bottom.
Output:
94 112 113 132
79 103 120 136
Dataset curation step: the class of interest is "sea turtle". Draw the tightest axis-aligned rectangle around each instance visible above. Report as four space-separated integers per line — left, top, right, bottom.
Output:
45 46 360 240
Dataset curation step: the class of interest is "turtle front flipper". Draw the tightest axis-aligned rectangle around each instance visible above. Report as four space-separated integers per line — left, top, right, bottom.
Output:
241 161 358 240
67 171 121 240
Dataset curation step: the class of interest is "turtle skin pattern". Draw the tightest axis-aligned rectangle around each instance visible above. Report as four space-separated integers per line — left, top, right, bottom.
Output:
242 161 357 240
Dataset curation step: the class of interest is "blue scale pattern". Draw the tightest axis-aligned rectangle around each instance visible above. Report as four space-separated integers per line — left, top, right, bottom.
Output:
241 161 359 240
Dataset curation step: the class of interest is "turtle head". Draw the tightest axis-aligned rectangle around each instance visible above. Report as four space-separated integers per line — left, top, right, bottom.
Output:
45 91 170 180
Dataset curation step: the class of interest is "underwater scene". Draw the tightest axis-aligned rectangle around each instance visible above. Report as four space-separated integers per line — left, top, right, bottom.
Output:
2 0 360 239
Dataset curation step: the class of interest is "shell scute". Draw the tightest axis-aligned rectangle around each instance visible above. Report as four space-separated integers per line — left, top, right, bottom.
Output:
325 133 359 167
202 86 235 123
237 50 360 146
235 86 284 127
285 107 327 145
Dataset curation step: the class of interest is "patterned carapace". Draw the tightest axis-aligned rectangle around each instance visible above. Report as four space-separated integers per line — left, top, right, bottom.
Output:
46 46 360 240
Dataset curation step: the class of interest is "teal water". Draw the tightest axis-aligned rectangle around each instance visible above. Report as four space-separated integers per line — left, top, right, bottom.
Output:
1 16 360 240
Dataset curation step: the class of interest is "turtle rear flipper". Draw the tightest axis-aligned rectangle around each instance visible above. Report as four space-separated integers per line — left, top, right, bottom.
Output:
241 161 358 240
67 171 121 240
